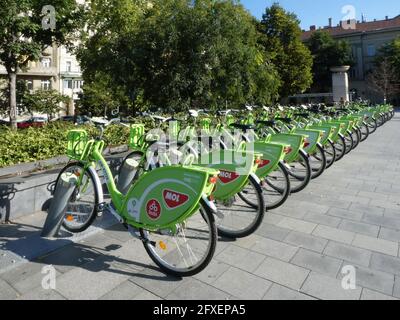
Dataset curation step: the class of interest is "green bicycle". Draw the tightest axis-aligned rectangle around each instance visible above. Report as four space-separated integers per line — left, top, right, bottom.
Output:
55 126 220 277
119 113 266 239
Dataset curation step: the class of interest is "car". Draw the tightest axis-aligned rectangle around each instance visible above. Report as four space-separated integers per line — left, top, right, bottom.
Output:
17 117 47 129
60 115 92 125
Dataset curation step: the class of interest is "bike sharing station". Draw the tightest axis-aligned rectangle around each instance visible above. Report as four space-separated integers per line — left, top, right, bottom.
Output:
0 53 399 301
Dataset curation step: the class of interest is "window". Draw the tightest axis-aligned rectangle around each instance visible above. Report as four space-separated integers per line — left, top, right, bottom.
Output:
26 80 33 91
66 61 72 72
367 45 376 57
41 58 51 68
64 80 72 89
41 80 51 90
73 80 84 90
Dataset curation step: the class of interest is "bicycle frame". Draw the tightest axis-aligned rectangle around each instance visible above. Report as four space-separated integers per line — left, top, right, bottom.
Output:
72 136 219 232
79 139 124 212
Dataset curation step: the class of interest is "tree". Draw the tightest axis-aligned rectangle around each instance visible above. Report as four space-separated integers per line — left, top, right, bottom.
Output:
23 89 69 119
378 38 400 75
257 3 313 98
0 80 29 117
77 73 134 117
367 58 400 103
0 0 84 129
307 30 354 92
78 0 280 112
206 1 280 107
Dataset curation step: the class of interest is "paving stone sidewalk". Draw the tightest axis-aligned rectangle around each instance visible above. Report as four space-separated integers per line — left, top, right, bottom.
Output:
1 113 400 300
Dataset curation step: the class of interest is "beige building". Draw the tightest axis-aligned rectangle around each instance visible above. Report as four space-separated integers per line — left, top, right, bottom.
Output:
0 44 83 118
302 15 400 104
0 44 59 96
58 46 84 116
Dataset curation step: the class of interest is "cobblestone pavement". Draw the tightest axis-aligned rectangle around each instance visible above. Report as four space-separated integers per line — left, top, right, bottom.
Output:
1 113 400 300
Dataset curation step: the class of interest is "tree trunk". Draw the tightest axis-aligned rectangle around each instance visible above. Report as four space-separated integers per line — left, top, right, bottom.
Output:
9 72 18 130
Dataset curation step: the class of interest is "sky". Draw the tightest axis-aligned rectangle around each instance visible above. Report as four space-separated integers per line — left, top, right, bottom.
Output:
240 0 400 30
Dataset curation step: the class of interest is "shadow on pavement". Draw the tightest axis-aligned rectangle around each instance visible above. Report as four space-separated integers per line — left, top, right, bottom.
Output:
33 239 182 282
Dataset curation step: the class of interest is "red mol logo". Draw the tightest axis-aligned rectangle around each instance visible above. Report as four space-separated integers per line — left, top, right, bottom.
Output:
146 199 161 220
218 170 239 184
258 159 271 169
163 190 189 209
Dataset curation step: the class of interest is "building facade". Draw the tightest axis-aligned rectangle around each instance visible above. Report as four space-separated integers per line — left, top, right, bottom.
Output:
58 46 84 116
0 44 83 118
302 15 400 104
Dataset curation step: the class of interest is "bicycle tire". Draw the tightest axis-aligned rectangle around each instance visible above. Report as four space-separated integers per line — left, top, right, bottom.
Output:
139 198 217 277
262 161 291 210
310 143 327 179
360 122 369 142
334 135 346 161
218 174 265 238
55 162 99 233
287 150 311 193
324 140 336 169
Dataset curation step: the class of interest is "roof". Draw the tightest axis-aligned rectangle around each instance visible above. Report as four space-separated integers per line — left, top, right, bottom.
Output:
302 15 400 41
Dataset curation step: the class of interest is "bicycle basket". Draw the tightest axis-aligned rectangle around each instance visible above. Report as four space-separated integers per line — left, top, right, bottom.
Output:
67 130 88 161
129 124 145 149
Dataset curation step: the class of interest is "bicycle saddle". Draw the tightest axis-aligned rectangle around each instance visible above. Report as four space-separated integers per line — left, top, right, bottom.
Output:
256 120 276 127
294 113 310 118
275 117 293 124
229 123 255 130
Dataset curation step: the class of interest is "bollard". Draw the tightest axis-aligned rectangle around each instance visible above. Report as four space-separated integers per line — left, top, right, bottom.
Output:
41 173 78 238
116 158 139 195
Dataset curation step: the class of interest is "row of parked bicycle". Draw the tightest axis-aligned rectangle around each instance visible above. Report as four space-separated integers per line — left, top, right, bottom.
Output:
54 103 394 277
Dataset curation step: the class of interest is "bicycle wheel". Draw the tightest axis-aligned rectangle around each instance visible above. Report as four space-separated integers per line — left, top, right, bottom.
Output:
261 161 291 210
140 198 217 277
351 129 360 150
55 162 99 233
377 114 385 127
356 127 362 144
309 144 327 179
287 150 311 193
334 135 346 161
216 174 265 238
324 140 336 169
366 117 377 134
360 123 369 142
344 132 353 155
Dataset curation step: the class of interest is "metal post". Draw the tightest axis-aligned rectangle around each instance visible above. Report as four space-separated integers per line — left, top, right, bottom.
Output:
116 158 139 195
41 173 78 238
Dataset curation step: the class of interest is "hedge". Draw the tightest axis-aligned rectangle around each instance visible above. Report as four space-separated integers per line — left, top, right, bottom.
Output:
0 122 130 168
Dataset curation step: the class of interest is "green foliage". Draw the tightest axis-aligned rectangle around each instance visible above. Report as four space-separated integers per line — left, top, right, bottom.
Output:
0 122 130 168
0 0 84 128
23 89 70 118
377 37 400 78
78 0 280 113
258 3 313 97
76 73 134 117
307 30 354 92
0 79 29 116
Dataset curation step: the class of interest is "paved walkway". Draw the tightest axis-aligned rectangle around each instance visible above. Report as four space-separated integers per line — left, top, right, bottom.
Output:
1 113 400 300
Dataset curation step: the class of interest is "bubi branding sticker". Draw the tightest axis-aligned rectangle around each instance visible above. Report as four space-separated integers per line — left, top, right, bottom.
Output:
163 190 189 209
146 199 162 220
218 170 240 184
258 159 271 169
